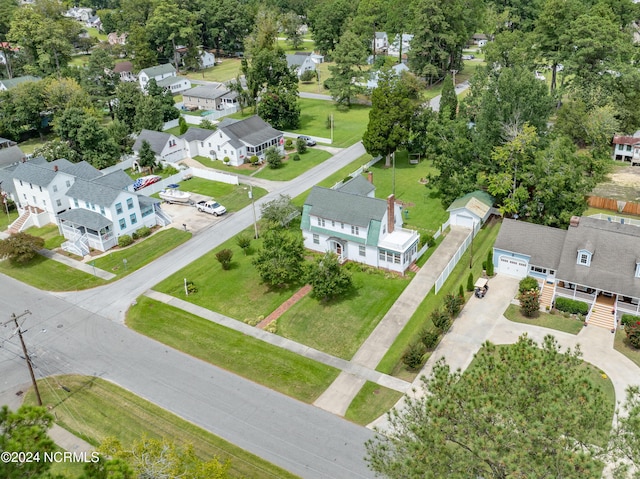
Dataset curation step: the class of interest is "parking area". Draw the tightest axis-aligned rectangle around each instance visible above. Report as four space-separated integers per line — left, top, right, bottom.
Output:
160 200 227 233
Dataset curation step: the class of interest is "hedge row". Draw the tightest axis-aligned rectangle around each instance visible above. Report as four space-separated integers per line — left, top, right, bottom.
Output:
554 297 589 315
621 314 640 327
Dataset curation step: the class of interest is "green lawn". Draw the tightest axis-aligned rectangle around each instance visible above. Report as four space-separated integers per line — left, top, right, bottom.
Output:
277 264 411 360
0 254 105 291
192 156 255 176
170 177 268 212
92 228 191 276
164 125 182 136
183 59 243 83
503 304 584 334
24 224 65 249
0 209 19 231
128 297 339 403
24 375 300 479
615 329 640 368
344 381 403 426
154 231 300 321
376 220 502 380
298 62 333 94
18 133 55 155
126 166 180 181
254 148 332 181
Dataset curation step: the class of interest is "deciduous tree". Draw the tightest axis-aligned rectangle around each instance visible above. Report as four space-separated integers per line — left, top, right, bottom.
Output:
260 194 299 228
253 229 305 287
0 232 45 263
308 0 355 57
439 73 457 120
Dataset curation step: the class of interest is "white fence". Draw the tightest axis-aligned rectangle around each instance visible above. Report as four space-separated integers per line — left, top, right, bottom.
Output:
434 228 473 294
589 213 640 227
415 219 450 261
189 166 239 185
331 155 383 189
136 171 187 196
163 106 240 131
101 157 134 175
136 166 239 196
282 131 332 145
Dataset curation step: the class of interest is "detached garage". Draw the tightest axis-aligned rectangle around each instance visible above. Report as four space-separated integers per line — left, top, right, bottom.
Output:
447 191 494 233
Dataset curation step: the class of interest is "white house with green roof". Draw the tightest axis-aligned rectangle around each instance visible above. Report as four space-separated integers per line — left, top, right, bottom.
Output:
446 190 494 232
301 176 420 273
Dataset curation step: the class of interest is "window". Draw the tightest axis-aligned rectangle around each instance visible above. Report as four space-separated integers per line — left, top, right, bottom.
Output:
331 220 335 227
577 250 592 266
53 185 58 193
341 223 344 229
29 183 32 189
351 225 359 235
100 206 105 216
39 186 42 192
32 196 36 203
313 234 319 244
65 180 71 188
126 198 134 210
56 199 62 207
627 145 633 152
85 201 90 208
317 217 325 227
579 254 588 264
116 202 123 215
618 144 624 150
636 263 640 278
119 218 126 230
130 213 137 225
73 198 79 208
19 180 22 186
359 245 366 257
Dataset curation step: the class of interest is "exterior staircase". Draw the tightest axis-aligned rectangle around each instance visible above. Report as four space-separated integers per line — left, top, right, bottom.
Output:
539 282 555 310
408 263 420 273
61 232 89 257
154 205 172 226
587 303 616 330
8 210 31 234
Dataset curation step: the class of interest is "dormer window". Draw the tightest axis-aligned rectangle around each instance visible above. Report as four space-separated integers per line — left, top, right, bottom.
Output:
577 249 592 267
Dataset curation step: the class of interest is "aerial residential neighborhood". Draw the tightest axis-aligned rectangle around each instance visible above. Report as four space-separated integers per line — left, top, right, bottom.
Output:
2 0 640 478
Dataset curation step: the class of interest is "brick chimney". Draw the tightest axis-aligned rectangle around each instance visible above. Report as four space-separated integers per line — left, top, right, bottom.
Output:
367 171 373 184
387 194 395 233
53 165 58 172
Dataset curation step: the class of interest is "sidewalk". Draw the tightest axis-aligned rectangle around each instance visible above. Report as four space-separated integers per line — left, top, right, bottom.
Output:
314 226 472 415
39 249 115 280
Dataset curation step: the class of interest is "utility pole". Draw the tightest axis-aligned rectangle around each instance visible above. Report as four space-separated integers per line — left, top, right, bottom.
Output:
249 184 259 239
4 311 42 406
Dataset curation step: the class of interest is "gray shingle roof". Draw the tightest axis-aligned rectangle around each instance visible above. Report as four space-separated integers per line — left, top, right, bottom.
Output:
0 75 40 90
138 195 159 208
63 161 101 180
12 158 74 187
157 76 183 87
66 177 125 207
304 186 387 227
336 175 375 197
58 208 112 231
556 217 640 297
183 84 228 100
133 130 172 155
140 64 175 78
494 219 567 269
218 115 281 148
93 170 132 190
180 127 214 142
286 54 308 68
0 145 26 168
0 168 17 198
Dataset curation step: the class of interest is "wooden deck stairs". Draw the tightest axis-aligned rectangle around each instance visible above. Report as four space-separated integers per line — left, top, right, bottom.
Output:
8 210 31 234
539 282 555 310
588 303 616 330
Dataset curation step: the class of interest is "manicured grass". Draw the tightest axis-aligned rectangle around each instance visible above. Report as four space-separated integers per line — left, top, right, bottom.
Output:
0 209 19 231
255 149 332 181
344 381 403 426
503 304 584 335
86 28 107 42
172 177 268 212
163 125 182 136
277 264 412 360
24 224 64 250
0 254 105 291
193 155 259 176
154 231 300 321
183 59 243 83
615 329 640 368
92 228 191 276
68 54 91 67
24 375 300 479
367 155 449 235
376 220 502 380
298 62 333 94
128 297 339 403
18 133 55 155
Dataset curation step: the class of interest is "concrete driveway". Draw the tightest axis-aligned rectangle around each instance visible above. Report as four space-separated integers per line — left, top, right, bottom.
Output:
161 201 228 234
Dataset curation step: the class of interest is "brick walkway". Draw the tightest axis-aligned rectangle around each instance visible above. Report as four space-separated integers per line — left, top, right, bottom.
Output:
256 284 312 329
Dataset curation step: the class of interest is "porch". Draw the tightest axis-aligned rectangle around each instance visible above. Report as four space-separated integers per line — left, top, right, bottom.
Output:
57 209 116 254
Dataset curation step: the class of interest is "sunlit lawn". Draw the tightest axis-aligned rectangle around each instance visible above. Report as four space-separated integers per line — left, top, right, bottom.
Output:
183 59 243 83
168 177 268 211
0 209 19 231
298 62 333 94
255 148 332 181
344 381 403 426
503 304 584 335
18 133 55 155
615 329 640 368
24 223 64 249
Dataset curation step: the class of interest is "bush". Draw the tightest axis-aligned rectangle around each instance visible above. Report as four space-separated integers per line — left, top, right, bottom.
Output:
292 153 301 161
0 232 45 264
621 314 640 328
236 234 251 254
215 248 233 270
402 342 425 370
519 276 539 294
265 147 282 169
285 138 293 149
323 79 333 90
626 322 640 349
296 137 307 154
518 289 540 317
131 231 139 240
137 226 152 237
420 234 435 248
185 281 198 294
459 284 465 299
420 328 440 349
486 250 494 276
118 235 133 247
430 309 450 332
554 297 589 315
223 156 230 164
444 293 464 318
250 155 260 166
467 272 474 292
300 69 317 82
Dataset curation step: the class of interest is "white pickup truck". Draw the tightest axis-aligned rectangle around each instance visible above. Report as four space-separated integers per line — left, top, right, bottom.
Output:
196 200 227 216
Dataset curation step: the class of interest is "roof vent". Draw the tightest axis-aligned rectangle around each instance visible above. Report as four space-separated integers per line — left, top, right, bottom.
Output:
569 216 580 227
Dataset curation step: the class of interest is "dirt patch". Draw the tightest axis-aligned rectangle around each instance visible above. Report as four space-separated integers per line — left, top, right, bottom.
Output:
591 165 640 202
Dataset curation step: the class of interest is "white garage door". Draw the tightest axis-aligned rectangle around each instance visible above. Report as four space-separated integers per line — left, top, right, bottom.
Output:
498 255 528 278
455 214 475 229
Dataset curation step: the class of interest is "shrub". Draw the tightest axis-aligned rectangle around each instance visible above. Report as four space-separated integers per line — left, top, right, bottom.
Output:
430 309 451 332
300 69 317 82
185 281 198 294
486 250 494 276
178 116 188 135
131 231 139 240
458 284 465 299
444 293 464 318
250 155 260 165
215 248 233 270
554 297 589 315
285 138 293 149
518 288 540 317
292 153 301 161
223 156 230 164
420 328 440 349
137 226 152 237
467 272 474 292
265 147 282 169
296 137 307 154
402 342 425 370
118 235 133 247
0 232 45 263
236 234 251 254
626 322 640 349
420 234 435 248
621 314 640 328
519 276 539 294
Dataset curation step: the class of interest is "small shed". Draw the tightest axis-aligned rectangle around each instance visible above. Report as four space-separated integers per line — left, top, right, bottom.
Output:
447 190 494 231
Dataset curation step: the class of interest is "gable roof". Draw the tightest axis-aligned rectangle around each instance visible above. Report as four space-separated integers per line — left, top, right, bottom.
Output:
183 84 228 100
63 161 101 180
0 75 40 90
286 54 310 68
93 169 132 190
0 145 26 169
218 116 281 148
613 135 640 146
336 175 375 197
65 177 126 207
133 130 172 155
157 76 185 87
11 158 74 186
140 63 175 78
494 219 567 269
304 186 387 227
58 208 112 231
180 127 215 142
113 61 133 73
447 190 494 218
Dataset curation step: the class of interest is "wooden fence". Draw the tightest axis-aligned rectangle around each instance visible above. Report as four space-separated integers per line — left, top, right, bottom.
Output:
587 196 640 216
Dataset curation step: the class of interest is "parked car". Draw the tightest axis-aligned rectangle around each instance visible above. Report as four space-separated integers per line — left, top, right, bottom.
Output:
462 54 475 60
196 200 226 216
534 71 546 81
298 135 316 146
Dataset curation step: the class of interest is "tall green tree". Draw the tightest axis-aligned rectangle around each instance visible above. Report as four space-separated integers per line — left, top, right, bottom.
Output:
244 6 279 55
328 29 368 107
83 47 118 116
281 11 303 50
439 73 457 120
127 25 157 71
308 0 355 57
366 335 608 478
362 70 419 166
253 229 305 287
307 252 353 301
6 80 47 138
113 82 143 131
146 78 180 122
134 95 165 132
77 117 120 168
196 0 253 52
146 0 199 70
136 139 156 173
257 85 300 130
44 77 92 115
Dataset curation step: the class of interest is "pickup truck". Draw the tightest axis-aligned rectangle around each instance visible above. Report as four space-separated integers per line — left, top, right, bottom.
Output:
196 200 227 216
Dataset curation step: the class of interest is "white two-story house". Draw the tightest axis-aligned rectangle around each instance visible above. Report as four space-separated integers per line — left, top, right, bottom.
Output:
132 130 187 164
301 176 420 273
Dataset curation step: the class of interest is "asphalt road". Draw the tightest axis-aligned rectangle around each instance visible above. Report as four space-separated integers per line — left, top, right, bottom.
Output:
0 141 375 479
